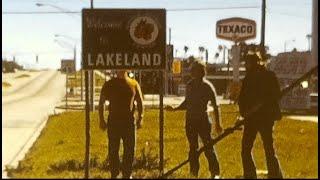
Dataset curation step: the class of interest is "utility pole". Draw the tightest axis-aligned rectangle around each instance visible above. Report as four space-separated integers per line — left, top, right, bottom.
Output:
169 28 171 45
260 0 266 63
311 0 318 69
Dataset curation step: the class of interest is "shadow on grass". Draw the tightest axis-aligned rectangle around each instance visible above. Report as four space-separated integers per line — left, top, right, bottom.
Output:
43 146 169 178
5 163 33 177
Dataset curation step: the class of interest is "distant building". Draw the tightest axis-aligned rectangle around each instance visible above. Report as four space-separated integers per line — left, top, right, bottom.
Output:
268 50 316 110
60 59 75 73
2 59 23 73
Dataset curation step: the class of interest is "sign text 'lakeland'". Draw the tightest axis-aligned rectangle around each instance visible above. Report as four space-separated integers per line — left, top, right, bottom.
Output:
82 9 166 70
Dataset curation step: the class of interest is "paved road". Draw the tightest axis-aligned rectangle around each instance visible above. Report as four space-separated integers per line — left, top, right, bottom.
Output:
286 115 318 123
2 70 43 96
2 70 66 177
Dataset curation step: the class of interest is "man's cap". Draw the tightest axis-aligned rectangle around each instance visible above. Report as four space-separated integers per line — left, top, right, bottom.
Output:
244 53 261 64
189 60 206 78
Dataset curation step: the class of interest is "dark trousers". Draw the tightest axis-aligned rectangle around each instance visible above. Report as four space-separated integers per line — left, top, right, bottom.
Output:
107 117 135 178
241 120 283 179
186 115 220 176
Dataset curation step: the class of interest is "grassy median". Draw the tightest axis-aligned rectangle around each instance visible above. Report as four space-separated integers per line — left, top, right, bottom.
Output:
6 105 318 178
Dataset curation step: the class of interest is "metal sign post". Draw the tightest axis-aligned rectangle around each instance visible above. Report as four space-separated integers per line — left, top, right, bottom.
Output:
82 8 166 177
84 69 90 178
159 70 164 175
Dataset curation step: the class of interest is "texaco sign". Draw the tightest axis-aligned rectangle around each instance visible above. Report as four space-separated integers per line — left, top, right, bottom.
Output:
82 9 166 69
216 17 256 42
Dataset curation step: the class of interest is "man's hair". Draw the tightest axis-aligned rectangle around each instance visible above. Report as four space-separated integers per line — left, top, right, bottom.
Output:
245 54 261 64
190 60 206 79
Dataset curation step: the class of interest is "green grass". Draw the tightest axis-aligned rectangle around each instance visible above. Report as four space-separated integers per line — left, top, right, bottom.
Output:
6 105 318 178
15 74 31 79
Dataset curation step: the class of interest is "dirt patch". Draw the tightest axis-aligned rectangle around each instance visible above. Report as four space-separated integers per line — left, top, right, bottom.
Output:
2 82 12 88
15 74 31 79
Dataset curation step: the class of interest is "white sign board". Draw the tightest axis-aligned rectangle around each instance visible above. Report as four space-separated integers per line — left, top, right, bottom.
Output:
268 51 311 110
216 17 256 42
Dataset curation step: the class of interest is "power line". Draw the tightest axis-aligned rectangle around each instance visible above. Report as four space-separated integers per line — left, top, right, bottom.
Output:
2 6 260 14
2 11 79 14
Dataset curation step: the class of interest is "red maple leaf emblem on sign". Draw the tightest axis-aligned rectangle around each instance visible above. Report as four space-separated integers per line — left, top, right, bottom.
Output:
134 19 154 40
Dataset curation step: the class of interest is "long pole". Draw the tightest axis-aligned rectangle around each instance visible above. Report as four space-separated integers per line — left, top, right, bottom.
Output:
159 70 164 175
84 69 90 179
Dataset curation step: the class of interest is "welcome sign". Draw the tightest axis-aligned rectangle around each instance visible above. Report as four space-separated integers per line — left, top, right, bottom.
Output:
82 9 166 70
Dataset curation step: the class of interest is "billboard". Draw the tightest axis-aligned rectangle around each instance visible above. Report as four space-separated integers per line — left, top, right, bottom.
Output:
61 59 76 73
82 9 166 70
268 51 312 110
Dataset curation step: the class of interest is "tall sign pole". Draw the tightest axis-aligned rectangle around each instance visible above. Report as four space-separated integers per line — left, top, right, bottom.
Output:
159 70 164 175
84 1 93 178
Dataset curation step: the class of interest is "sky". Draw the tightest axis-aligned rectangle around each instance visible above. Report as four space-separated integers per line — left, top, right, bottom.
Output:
2 0 313 70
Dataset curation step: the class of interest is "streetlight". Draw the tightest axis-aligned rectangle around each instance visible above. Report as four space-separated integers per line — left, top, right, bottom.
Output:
284 39 295 52
54 37 83 101
54 34 77 68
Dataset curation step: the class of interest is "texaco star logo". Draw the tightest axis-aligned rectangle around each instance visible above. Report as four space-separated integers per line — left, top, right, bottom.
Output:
129 16 159 47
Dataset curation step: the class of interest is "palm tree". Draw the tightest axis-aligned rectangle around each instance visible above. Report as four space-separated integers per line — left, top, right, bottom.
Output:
183 46 189 59
198 46 205 60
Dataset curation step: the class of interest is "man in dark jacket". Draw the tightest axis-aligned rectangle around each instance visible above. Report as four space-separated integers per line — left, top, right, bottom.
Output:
167 60 223 178
238 54 283 179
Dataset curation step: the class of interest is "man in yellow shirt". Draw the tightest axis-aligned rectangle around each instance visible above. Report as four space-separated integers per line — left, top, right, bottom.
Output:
99 70 144 178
